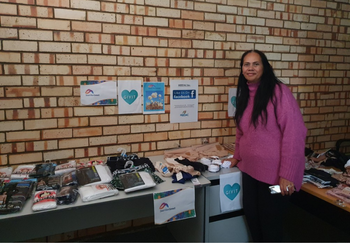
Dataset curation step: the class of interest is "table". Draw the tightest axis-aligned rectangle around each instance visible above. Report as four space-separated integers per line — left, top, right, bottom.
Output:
0 155 211 242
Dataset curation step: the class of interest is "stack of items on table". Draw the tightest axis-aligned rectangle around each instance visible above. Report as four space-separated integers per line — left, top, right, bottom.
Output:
153 142 233 184
304 147 350 204
0 152 164 215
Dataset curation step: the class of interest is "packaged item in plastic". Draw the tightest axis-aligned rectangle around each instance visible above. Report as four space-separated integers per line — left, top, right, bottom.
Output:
0 167 13 180
11 165 36 179
76 160 104 169
29 163 56 178
32 190 57 211
56 185 78 205
79 183 119 202
76 165 112 186
54 160 76 175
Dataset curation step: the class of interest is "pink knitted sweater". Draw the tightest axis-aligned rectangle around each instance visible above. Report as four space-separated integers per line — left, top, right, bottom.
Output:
235 82 307 191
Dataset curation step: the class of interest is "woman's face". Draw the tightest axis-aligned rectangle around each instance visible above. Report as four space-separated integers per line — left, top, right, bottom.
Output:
242 52 263 84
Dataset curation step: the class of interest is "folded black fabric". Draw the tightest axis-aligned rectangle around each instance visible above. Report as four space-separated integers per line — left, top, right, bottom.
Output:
107 157 155 173
304 168 339 187
175 158 208 172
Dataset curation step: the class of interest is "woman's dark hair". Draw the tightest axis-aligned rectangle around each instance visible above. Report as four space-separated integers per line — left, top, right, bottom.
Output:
234 50 282 128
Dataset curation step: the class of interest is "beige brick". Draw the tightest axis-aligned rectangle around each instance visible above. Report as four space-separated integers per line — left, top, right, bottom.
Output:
6 109 40 120
118 115 144 124
59 138 89 149
102 23 130 34
41 87 72 97
131 124 155 133
116 14 143 25
19 29 52 41
89 135 116 146
18 5 53 17
0 121 23 132
169 19 192 29
86 33 115 44
55 8 86 20
5 87 40 97
42 129 72 139
37 0 69 7
74 107 104 116
7 131 41 142
73 65 102 75
103 66 130 76
115 35 142 46
73 127 102 137
104 144 131 155
131 26 157 36
39 65 72 75
131 142 156 153
22 53 55 64
0 28 18 39
168 130 191 139
25 119 57 130
56 54 87 64
41 108 73 118
158 48 181 57
9 152 42 165
72 43 102 53
157 140 180 150
102 2 129 13
0 99 23 109
72 21 101 32
0 3 17 14
118 56 143 66
131 47 157 56
38 19 70 30
24 97 57 108
88 55 117 65
103 45 130 55
87 11 115 22
0 76 21 86
43 149 74 161
54 31 84 42
3 40 37 52
117 133 144 143
1 16 36 28
57 117 88 128
0 142 25 154
39 42 71 52
25 140 58 151
71 0 100 10
132 67 156 76
4 64 39 75
103 125 131 135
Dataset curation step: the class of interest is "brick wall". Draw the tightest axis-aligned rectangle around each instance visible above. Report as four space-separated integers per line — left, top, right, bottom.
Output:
1 0 350 166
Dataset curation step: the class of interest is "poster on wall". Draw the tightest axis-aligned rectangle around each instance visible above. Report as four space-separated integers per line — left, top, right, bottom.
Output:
143 82 165 114
228 88 237 117
80 80 117 106
118 80 142 114
170 80 198 123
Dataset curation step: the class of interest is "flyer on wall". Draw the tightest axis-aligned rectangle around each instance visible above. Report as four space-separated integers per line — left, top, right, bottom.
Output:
143 82 165 114
170 80 198 123
80 80 117 106
118 80 142 114
228 88 237 117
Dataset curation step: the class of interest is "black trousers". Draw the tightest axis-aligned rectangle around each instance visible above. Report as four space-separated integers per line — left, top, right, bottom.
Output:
242 172 290 242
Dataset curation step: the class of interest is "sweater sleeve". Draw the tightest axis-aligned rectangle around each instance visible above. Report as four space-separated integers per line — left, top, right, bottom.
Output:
233 125 243 161
276 85 307 191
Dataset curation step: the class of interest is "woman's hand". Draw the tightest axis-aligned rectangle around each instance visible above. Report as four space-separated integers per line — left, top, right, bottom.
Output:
224 158 239 168
279 177 295 196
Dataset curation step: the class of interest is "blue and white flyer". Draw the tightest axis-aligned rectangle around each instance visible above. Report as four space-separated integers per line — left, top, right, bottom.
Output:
143 82 165 114
118 80 142 114
80 80 117 106
170 80 198 123
228 88 237 117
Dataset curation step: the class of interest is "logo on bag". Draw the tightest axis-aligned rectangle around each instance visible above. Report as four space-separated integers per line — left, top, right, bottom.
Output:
159 203 169 209
85 89 100 97
224 183 240 200
159 202 175 212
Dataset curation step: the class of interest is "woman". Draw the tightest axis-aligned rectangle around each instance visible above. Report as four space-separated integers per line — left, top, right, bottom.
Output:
229 50 307 241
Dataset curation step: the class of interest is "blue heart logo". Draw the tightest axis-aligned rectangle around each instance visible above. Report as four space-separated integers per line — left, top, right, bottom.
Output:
231 96 236 108
224 183 240 201
122 90 138 105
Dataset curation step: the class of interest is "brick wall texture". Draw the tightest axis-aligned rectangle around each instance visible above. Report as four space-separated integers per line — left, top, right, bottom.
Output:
1 0 350 166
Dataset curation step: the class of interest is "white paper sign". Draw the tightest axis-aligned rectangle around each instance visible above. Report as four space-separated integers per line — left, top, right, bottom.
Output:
220 172 242 213
228 88 237 117
80 80 117 105
153 187 196 225
118 80 142 114
170 80 198 123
